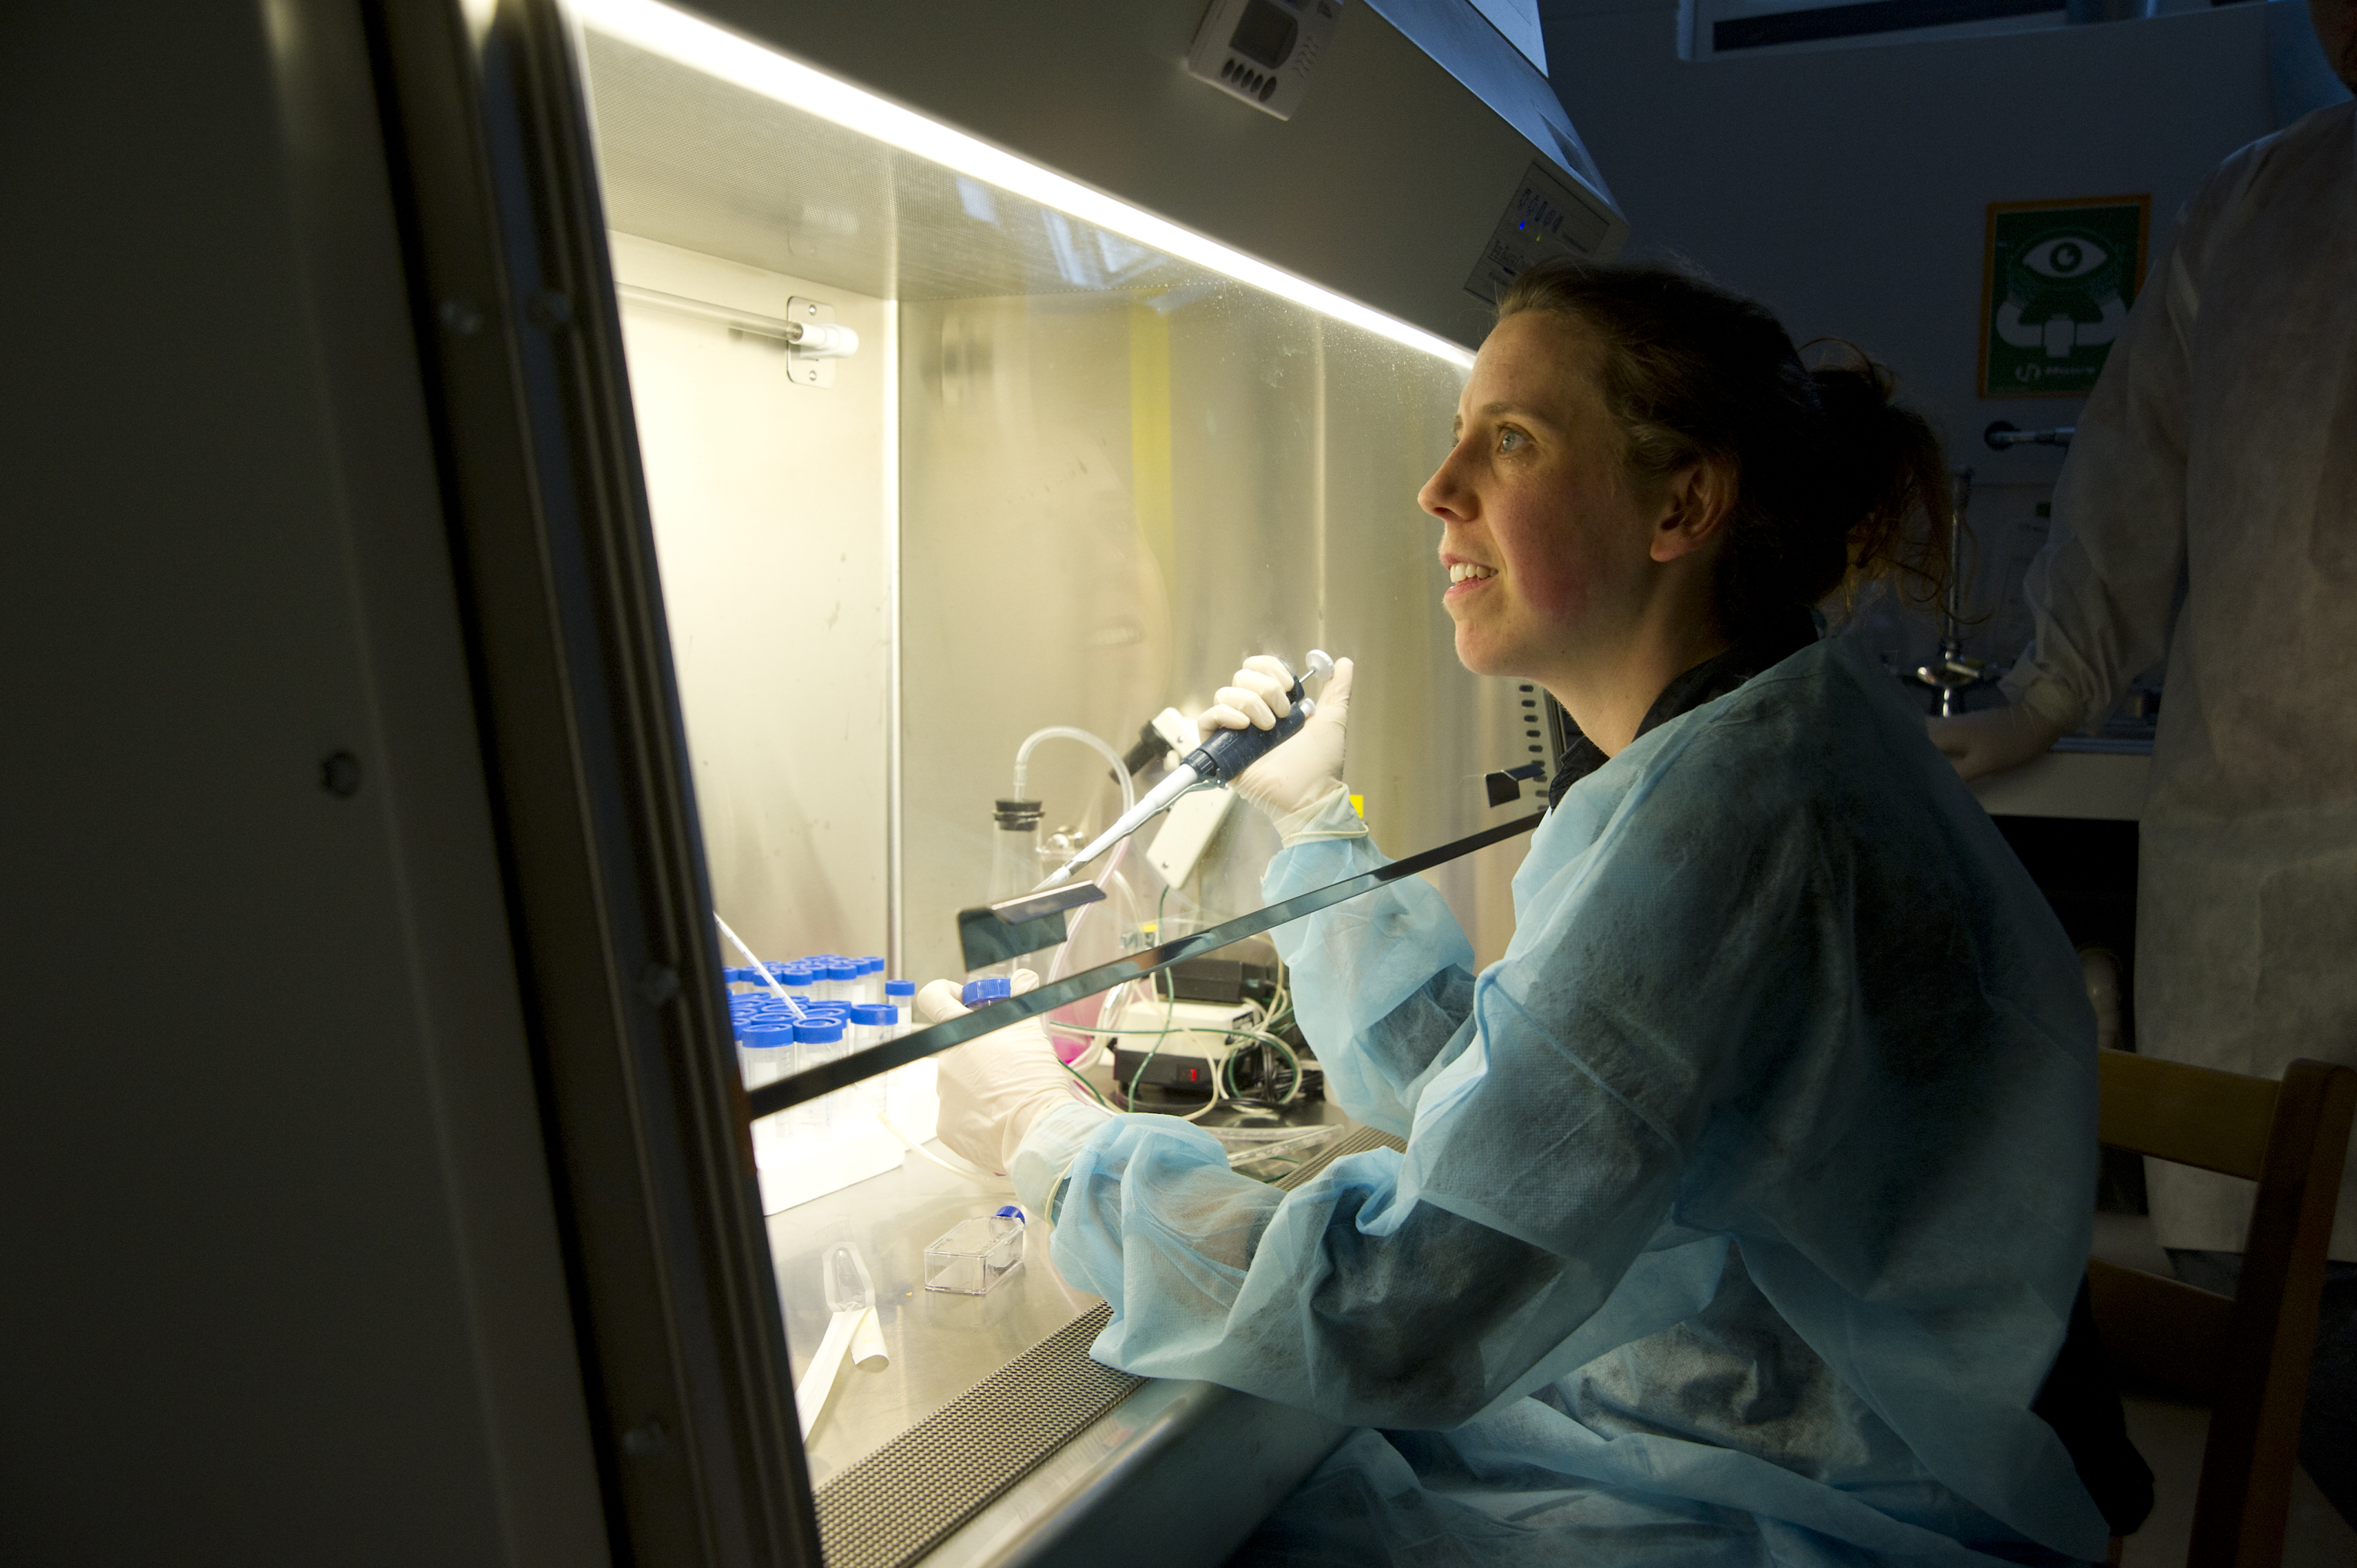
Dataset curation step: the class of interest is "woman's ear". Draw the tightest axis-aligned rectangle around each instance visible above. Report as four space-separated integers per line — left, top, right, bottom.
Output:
1650 457 1736 563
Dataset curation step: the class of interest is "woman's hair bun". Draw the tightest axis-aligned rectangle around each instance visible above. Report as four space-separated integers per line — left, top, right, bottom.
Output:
1805 351 1951 617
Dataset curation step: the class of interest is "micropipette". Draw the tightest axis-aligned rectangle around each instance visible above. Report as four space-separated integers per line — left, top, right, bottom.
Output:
1037 651 1333 888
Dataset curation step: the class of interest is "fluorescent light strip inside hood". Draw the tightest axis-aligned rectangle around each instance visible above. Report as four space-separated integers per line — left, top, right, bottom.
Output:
567 0 1478 367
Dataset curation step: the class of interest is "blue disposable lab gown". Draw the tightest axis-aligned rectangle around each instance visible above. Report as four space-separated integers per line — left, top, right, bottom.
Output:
1017 635 2111 1565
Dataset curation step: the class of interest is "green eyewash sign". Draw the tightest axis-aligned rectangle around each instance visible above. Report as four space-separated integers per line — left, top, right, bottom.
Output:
1979 196 2150 399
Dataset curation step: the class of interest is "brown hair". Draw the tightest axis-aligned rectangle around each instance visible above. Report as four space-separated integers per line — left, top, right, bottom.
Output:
1495 258 1952 634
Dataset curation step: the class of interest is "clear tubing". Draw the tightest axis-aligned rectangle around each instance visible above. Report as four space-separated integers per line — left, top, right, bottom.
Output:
1011 727 1137 817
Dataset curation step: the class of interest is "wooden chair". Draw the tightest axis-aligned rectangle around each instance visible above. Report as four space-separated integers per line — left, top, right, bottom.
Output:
2088 1049 2356 1568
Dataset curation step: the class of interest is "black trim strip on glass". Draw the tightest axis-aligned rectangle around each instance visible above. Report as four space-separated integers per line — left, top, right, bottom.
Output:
1713 0 2057 51
743 813 1546 1119
365 1 819 1557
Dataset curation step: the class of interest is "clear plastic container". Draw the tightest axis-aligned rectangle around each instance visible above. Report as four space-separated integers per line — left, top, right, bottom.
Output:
883 979 915 1038
738 1020 796 1090
921 1215 1025 1295
790 1019 844 1135
854 957 884 1005
979 801 1043 977
1212 1123 1341 1181
822 960 857 1003
848 1003 894 1055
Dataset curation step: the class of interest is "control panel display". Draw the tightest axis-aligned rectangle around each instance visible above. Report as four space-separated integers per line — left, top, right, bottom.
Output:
1465 159 1621 303
1184 0 1344 120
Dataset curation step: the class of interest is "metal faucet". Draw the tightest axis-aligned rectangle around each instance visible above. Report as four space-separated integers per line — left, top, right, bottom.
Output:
1907 469 2000 717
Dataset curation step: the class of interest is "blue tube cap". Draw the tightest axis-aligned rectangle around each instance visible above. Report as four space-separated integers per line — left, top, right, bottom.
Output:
961 976 1011 1006
885 979 915 998
793 1020 843 1045
850 1003 896 1026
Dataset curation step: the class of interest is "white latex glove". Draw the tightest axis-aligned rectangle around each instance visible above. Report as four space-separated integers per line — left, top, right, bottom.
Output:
915 969 1080 1174
1197 655 1357 832
1926 681 2078 782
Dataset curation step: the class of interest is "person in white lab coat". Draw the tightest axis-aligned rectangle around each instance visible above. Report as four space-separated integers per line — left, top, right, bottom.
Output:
1929 5 2356 1518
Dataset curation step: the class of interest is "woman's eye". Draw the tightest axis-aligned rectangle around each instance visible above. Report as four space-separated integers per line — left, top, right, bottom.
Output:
1497 428 1528 453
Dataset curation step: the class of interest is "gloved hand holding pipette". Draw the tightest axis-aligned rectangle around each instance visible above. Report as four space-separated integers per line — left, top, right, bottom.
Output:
1035 651 1345 886
916 969 1104 1176
1196 654 1363 845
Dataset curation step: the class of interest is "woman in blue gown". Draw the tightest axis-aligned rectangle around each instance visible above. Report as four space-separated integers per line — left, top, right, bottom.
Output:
921 260 2128 1565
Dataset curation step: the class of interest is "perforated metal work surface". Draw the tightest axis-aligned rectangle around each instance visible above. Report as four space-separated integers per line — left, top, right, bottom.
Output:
812 1305 1139 1568
1274 1122 1407 1190
809 1122 1406 1568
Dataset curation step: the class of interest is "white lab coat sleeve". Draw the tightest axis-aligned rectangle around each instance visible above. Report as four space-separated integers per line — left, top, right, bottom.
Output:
2000 213 2200 726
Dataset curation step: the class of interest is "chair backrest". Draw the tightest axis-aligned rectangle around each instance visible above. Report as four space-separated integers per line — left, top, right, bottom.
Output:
2087 1050 2355 1568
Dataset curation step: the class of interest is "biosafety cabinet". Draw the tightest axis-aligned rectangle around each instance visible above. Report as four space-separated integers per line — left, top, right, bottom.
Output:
12 3 1616 1566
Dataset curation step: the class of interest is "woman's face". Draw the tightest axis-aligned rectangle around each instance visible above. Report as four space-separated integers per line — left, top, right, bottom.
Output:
1419 311 1660 685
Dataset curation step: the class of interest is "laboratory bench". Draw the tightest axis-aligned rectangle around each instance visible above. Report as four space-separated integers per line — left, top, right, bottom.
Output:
778 1080 1373 1568
1968 742 2151 823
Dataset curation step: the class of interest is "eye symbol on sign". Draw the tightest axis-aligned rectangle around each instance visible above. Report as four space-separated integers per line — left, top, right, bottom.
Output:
2022 236 2107 280
1998 226 2129 360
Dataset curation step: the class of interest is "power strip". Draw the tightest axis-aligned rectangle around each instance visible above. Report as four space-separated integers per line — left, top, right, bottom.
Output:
1114 998 1253 1062
1109 997 1254 1092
